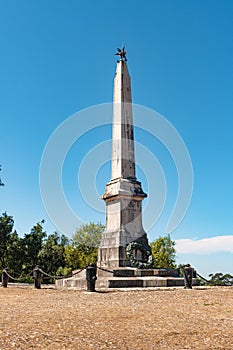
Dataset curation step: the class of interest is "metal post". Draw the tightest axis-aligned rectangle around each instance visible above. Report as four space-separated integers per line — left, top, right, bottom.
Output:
1 269 9 288
33 266 42 289
86 265 97 292
183 264 194 289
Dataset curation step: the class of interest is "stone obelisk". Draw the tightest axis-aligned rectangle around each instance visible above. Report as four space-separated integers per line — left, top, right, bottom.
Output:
98 48 149 268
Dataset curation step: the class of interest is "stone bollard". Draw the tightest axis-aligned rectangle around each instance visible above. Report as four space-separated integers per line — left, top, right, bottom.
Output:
33 266 42 289
86 265 97 292
1 269 9 288
183 263 194 289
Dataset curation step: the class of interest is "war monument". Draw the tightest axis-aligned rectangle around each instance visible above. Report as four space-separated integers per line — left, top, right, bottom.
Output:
98 47 153 270
56 48 185 289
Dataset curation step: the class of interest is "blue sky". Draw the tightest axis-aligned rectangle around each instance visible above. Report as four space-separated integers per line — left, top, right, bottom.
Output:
0 1 232 277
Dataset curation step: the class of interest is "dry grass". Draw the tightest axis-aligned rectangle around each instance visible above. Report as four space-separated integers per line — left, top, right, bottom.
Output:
0 286 233 349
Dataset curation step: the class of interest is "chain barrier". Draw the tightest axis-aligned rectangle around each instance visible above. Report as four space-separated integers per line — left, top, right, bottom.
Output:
36 267 85 280
97 266 114 274
36 267 68 280
2 265 112 283
1 266 86 285
2 269 34 282
72 268 85 277
3 270 22 282
196 272 215 285
1 266 93 290
180 265 215 286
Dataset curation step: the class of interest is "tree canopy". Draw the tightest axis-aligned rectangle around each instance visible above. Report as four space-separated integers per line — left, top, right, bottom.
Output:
38 232 69 275
208 272 233 286
65 222 105 269
150 235 177 269
0 215 105 278
72 222 104 248
0 212 15 269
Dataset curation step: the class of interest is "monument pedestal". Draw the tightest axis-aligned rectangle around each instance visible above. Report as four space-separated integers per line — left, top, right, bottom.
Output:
98 177 148 269
55 268 195 289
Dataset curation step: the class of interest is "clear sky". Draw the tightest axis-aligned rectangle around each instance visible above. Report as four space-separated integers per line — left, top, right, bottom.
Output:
0 0 232 277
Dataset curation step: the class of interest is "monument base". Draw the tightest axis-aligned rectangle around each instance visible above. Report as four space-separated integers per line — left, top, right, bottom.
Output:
98 232 152 269
98 246 132 268
55 268 197 289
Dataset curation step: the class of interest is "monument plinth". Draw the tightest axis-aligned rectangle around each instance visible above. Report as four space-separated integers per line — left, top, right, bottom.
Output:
98 53 151 269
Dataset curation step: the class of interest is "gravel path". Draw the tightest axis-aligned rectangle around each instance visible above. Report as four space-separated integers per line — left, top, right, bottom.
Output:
0 286 233 349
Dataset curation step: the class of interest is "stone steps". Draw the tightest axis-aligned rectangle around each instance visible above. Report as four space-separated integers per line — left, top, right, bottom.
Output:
55 267 197 290
56 275 189 289
98 276 185 288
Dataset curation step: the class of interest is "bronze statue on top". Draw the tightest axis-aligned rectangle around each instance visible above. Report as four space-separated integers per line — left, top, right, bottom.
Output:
115 46 127 61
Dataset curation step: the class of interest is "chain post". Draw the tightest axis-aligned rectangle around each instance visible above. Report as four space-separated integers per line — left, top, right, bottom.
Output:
33 266 42 289
1 269 9 288
86 265 97 292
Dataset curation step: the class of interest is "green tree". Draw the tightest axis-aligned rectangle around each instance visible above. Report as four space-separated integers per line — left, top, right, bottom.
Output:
6 230 24 274
208 272 233 286
21 220 46 273
72 222 104 247
64 222 104 269
38 232 69 275
65 243 98 269
150 235 176 269
0 212 14 269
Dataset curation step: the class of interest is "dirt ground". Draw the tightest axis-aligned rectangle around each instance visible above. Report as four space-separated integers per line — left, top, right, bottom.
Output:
0 286 233 350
